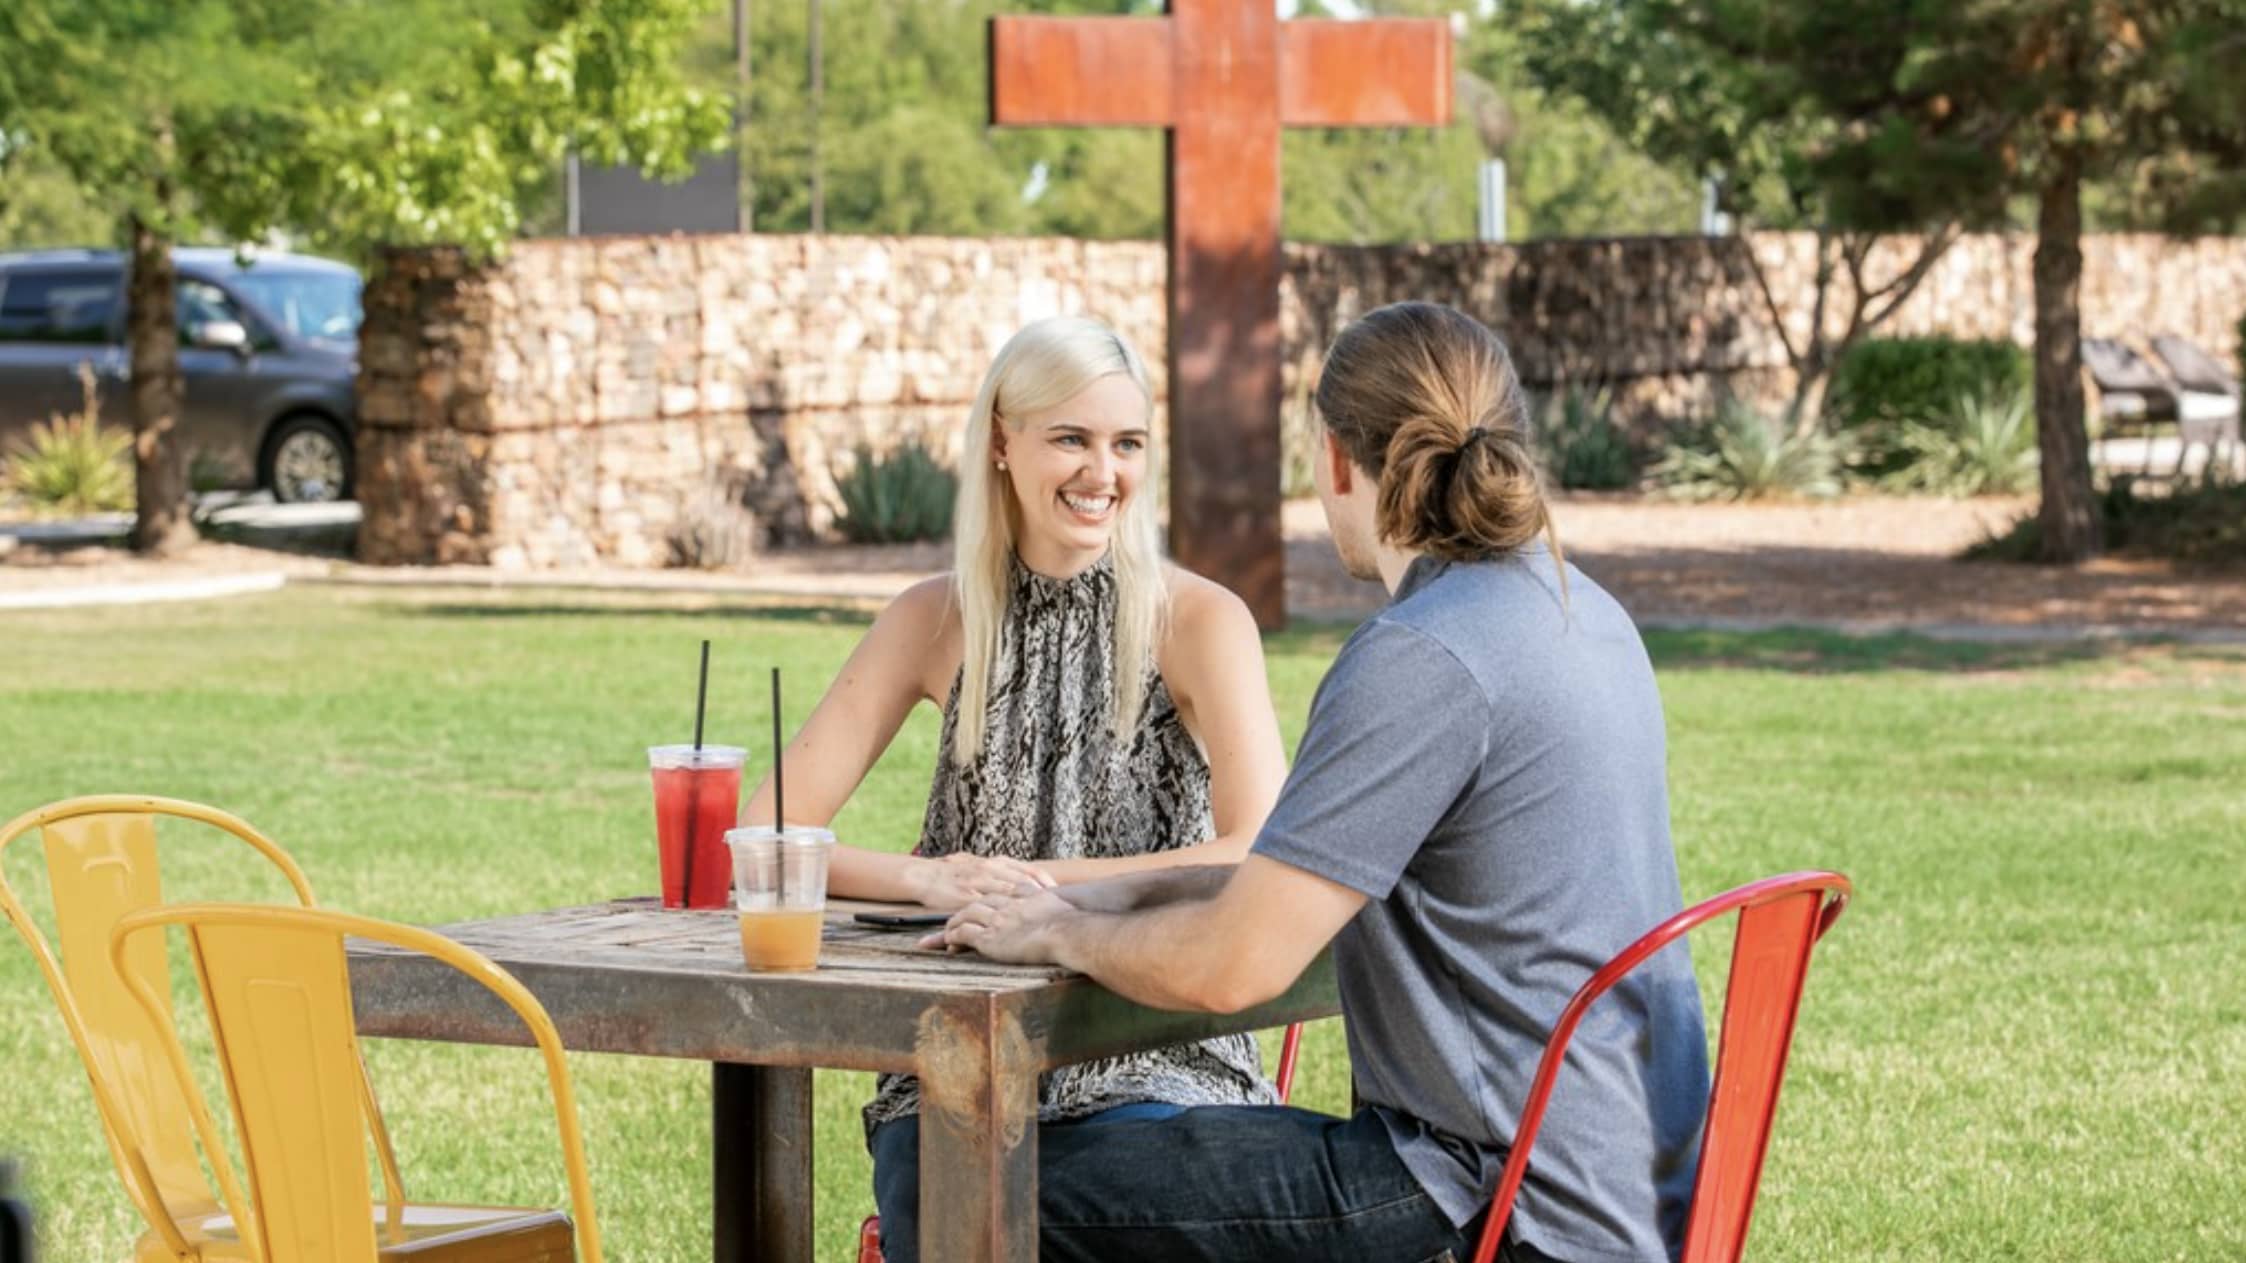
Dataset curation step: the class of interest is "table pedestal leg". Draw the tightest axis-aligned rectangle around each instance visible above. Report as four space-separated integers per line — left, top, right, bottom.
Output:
713 1061 813 1263
917 1006 1039 1263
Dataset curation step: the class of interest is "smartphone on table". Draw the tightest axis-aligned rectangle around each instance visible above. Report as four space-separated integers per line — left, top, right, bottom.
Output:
852 910 952 929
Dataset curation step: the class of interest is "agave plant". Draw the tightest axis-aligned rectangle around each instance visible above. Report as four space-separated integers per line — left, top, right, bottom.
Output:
1652 399 1843 502
833 440 957 544
1535 387 1638 491
2 365 134 517
1882 387 2038 496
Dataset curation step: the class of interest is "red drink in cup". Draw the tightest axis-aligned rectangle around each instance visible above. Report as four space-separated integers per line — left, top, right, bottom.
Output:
649 744 746 909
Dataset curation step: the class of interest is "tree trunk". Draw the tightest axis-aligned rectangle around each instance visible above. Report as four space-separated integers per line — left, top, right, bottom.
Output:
1786 349 1833 435
1782 230 1838 437
126 211 194 555
1791 226 1962 439
2030 153 2100 563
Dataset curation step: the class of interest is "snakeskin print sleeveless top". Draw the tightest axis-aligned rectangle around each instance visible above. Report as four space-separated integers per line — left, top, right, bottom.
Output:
863 553 1279 1137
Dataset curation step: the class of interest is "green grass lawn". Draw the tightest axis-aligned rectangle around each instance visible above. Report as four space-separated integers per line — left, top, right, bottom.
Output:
3 586 2242 1261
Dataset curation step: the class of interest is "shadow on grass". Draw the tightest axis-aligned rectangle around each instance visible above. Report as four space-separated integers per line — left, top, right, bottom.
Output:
1644 627 2111 674
390 600 880 628
1649 627 2246 674
390 600 2244 677
194 521 357 558
1275 617 2246 676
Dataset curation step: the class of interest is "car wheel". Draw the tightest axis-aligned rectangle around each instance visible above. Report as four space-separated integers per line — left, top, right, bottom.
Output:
263 414 352 504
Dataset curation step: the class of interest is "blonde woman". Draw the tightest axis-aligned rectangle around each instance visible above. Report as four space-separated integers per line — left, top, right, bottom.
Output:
931 303 1708 1263
737 316 1289 1246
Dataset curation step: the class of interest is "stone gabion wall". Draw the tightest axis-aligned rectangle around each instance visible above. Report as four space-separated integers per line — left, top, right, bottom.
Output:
1279 233 2246 484
1279 236 1798 493
357 235 1165 566
358 230 2246 568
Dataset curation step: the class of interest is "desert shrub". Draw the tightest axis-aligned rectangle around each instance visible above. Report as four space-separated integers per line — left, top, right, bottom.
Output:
1968 476 2246 566
1827 337 2032 434
188 450 236 495
2 365 133 516
1652 399 1843 501
1535 387 1638 491
667 478 760 568
1881 387 2039 496
833 440 956 543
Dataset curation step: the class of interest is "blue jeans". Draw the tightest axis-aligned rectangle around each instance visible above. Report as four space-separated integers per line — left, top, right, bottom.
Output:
870 1104 1547 1263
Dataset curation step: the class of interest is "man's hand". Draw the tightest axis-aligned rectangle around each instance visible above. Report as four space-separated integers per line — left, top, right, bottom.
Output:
906 853 1056 911
920 883 1076 964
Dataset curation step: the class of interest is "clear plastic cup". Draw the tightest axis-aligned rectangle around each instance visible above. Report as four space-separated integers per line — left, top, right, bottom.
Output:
724 825 834 971
649 744 747 909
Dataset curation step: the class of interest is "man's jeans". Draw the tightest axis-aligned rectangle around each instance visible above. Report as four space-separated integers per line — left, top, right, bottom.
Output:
871 1104 1554 1263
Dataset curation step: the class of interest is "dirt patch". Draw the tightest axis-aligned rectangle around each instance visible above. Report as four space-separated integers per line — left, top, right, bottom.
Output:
1284 495 2246 634
8 494 2244 636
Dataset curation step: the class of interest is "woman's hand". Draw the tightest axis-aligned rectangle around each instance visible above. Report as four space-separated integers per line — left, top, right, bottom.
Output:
905 852 1056 910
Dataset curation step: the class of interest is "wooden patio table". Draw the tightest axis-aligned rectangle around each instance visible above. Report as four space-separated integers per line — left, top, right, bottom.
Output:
345 896 1340 1263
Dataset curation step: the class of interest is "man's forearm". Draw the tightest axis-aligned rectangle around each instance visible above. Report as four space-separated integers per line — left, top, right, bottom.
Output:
1053 864 1234 915
1042 896 1258 1012
947 856 1340 1013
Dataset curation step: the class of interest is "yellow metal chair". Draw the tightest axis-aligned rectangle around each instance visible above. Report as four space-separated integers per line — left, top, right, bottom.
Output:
111 902 601 1263
0 796 574 1261
0 796 404 1259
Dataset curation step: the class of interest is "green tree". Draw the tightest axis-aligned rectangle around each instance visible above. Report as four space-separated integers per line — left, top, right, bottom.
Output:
1282 4 1705 244
0 142 116 249
0 0 727 553
1519 0 1965 431
1457 15 1699 241
1878 0 2246 561
1281 0 1512 245
700 0 1722 246
725 0 1691 245
1283 125 1485 243
738 0 1166 239
1025 130 1165 241
1524 0 2246 563
1494 94 1701 241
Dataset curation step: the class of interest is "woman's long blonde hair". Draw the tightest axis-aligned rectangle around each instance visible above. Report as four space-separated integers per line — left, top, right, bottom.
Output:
951 316 1166 765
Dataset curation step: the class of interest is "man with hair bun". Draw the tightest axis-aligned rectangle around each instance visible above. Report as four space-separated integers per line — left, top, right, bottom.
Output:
934 302 1709 1263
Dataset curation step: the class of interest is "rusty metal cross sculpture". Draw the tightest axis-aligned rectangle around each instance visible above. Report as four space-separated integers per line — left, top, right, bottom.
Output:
990 0 1452 629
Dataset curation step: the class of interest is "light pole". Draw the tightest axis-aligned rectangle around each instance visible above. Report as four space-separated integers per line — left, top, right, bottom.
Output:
736 0 753 231
807 0 823 233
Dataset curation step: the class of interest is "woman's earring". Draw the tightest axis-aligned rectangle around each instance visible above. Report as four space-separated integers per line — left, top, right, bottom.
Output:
996 459 1008 471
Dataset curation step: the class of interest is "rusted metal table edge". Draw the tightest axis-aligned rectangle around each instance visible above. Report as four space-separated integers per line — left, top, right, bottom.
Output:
341 895 1078 996
348 944 1340 1075
346 934 1070 994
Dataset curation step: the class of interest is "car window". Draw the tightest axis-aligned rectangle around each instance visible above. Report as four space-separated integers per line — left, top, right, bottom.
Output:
226 270 362 341
178 279 251 345
0 268 120 343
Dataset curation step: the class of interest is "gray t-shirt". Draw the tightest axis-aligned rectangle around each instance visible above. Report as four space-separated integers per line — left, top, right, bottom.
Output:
1254 548 1709 1263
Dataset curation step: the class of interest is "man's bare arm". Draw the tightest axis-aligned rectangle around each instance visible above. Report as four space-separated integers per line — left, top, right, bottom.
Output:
940 856 1367 1014
1052 864 1234 915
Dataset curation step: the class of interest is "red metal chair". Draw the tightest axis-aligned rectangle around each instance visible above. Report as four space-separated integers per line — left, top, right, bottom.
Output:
1473 870 1852 1263
855 1022 1308 1263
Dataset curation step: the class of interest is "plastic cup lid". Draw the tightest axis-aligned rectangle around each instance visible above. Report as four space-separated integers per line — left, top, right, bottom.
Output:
724 825 836 846
648 744 748 769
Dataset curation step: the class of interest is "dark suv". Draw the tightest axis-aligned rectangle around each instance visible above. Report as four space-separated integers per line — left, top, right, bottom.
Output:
0 248 361 502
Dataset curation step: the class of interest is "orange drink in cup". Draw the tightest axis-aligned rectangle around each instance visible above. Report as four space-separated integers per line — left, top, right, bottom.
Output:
725 825 833 971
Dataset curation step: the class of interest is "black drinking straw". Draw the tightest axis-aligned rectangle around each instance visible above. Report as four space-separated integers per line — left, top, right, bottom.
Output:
770 667 785 832
682 639 712 908
693 640 711 750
